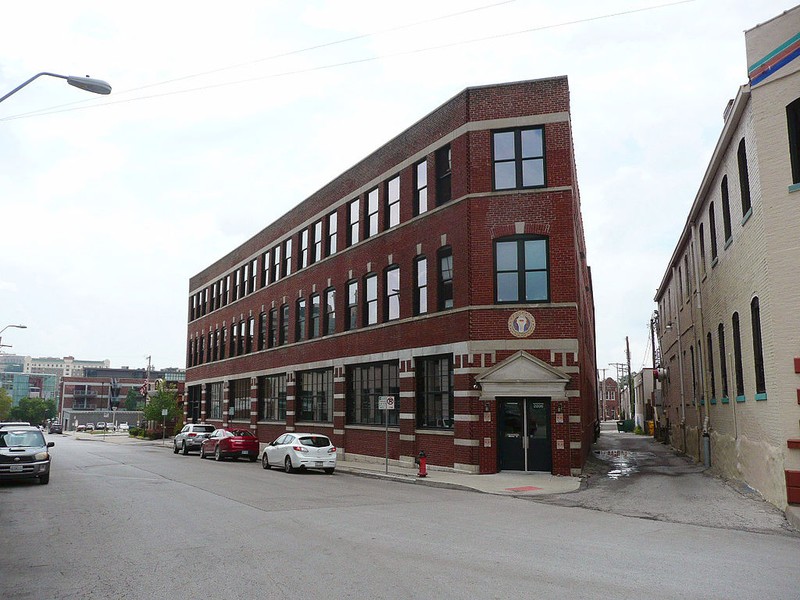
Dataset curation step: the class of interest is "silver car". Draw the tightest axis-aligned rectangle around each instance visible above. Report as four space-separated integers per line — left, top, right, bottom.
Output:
262 432 337 474
173 423 216 455
0 425 54 485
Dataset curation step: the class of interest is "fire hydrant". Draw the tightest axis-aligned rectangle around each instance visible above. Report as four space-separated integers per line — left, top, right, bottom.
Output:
416 450 427 478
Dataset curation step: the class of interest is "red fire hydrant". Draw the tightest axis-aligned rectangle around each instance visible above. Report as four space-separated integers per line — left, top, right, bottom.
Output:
417 450 427 478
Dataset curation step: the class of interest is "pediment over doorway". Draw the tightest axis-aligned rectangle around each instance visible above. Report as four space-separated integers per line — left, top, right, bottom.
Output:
475 351 570 398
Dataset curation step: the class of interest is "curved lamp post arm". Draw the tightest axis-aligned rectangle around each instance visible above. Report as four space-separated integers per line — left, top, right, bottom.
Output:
0 72 111 104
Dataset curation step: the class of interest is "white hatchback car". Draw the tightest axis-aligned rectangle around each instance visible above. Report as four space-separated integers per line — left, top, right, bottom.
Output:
262 432 337 474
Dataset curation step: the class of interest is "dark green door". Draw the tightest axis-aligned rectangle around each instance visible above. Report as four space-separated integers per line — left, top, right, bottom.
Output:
498 398 551 472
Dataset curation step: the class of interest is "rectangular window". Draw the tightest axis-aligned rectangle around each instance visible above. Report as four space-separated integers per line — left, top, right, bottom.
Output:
347 281 358 330
261 251 269 287
207 382 223 420
435 145 452 205
684 255 691 300
238 320 246 355
438 247 453 310
414 256 428 315
385 266 400 321
271 246 281 282
211 282 218 311
297 369 333 422
721 176 732 243
234 270 241 301
312 220 323 263
495 236 549 303
258 374 286 421
348 199 360 246
231 378 250 420
230 321 237 356
296 298 306 342
709 202 718 260
386 175 400 228
416 355 454 429
300 229 309 269
414 160 428 215
327 211 338 256
699 224 706 275
732 312 744 397
367 188 379 238
219 327 226 360
268 308 278 348
493 127 545 190
324 288 336 335
365 274 378 325
246 317 254 353
258 312 266 351
310 294 321 338
283 238 293 277
280 304 289 345
250 259 257 292
787 98 800 184
737 139 752 216
718 323 728 399
751 297 766 394
212 329 219 362
347 362 399 426
243 265 249 297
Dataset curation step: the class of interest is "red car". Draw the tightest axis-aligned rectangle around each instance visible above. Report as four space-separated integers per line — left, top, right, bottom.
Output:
200 428 259 462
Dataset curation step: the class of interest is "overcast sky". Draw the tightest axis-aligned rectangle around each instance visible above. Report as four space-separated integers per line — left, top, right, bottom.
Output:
0 1 791 376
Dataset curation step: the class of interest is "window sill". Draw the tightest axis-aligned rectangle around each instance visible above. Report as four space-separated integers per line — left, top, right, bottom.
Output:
735 395 746 403
755 392 768 401
724 237 733 250
710 397 717 405
741 208 752 225
789 183 800 193
711 257 719 269
721 396 730 404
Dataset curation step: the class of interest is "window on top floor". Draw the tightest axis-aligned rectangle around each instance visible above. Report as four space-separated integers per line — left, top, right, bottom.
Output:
721 176 732 243
494 236 549 303
787 98 800 184
493 126 545 190
261 251 269 288
435 145 452 205
414 160 428 216
271 245 281 282
737 139 752 216
366 188 379 238
300 229 309 270
709 202 718 260
312 220 323 264
233 270 241 301
348 199 360 246
283 238 293 277
386 176 400 229
327 211 338 256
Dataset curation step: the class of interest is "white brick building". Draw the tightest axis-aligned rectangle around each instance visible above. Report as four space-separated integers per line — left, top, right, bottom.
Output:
654 6 800 515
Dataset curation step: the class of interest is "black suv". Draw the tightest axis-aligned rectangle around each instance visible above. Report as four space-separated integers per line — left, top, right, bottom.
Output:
0 425 54 485
48 423 63 434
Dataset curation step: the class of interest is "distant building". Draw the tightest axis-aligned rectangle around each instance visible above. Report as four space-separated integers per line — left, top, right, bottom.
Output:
24 355 110 377
599 377 619 420
654 6 800 513
0 372 59 404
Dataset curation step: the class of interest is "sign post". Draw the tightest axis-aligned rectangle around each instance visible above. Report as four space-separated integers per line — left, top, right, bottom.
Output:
378 395 395 474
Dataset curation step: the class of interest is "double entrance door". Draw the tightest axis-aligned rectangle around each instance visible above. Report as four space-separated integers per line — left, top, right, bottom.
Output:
498 397 551 472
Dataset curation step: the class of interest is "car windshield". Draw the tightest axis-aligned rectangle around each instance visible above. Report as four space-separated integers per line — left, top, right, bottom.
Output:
0 430 46 448
196 425 215 432
298 436 331 447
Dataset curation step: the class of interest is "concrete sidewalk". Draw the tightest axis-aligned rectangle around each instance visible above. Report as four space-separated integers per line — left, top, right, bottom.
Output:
66 430 582 497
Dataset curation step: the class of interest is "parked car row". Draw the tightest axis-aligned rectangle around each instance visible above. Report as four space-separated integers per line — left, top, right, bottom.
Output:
173 426 337 474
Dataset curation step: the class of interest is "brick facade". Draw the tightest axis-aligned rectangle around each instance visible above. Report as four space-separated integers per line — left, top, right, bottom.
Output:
186 77 597 475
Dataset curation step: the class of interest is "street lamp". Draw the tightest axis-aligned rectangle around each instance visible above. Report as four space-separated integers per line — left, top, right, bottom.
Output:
0 72 111 104
0 324 27 349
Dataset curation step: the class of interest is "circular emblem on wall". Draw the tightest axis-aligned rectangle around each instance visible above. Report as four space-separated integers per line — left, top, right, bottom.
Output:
508 310 535 338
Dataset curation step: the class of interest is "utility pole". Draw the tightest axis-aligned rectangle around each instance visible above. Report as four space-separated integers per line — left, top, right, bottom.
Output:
610 362 627 419
626 336 635 421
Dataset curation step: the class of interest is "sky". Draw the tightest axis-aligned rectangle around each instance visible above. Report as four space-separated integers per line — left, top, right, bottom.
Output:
0 0 792 376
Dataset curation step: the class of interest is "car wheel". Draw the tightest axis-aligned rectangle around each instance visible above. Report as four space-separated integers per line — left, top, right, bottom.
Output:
261 453 271 470
173 442 179 454
39 473 50 485
284 456 294 473
324 468 335 475
215 446 222 461
181 441 189 456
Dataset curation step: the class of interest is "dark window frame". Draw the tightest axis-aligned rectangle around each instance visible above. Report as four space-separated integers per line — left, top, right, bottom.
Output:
416 354 454 429
413 256 428 316
297 369 334 423
492 126 546 190
435 145 452 205
751 297 766 394
721 175 732 243
494 235 550 304
437 246 453 310
346 361 399 426
414 159 428 216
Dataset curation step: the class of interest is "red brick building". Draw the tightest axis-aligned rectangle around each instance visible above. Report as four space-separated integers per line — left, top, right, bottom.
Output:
186 77 597 475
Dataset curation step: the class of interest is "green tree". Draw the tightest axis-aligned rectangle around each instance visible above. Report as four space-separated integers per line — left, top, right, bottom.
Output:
0 388 13 420
9 397 57 425
142 389 181 425
124 388 142 411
